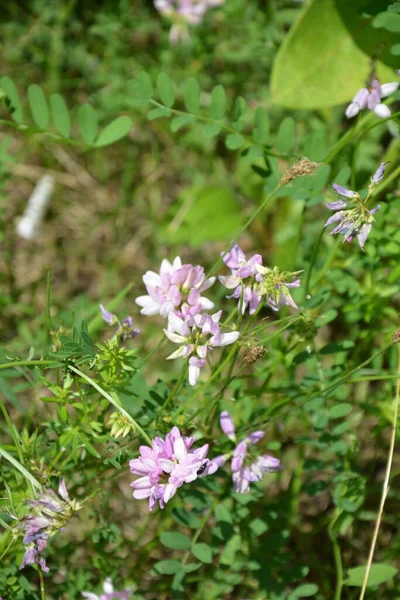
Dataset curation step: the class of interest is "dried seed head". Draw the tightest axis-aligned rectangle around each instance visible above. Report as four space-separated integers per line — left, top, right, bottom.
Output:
241 345 266 367
280 158 319 186
392 327 400 343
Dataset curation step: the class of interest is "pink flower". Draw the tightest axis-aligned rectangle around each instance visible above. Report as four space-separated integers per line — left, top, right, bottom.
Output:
82 578 132 600
345 78 399 119
100 305 139 340
136 257 215 318
219 411 280 494
220 244 301 314
164 311 240 385
129 426 219 510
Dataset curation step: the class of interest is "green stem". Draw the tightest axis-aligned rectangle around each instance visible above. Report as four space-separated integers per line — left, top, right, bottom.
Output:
38 569 47 600
0 446 41 489
68 365 152 445
206 183 283 278
45 268 53 343
159 364 188 415
0 359 60 371
329 515 344 600
358 348 400 600
149 99 290 160
304 226 325 298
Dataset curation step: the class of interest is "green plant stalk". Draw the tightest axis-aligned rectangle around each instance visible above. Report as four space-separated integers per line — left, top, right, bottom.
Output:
38 569 47 600
0 446 41 489
87 282 134 333
209 184 283 278
68 365 152 445
149 99 291 159
0 397 24 463
159 364 189 415
358 347 400 600
45 268 53 343
304 226 325 298
0 359 61 371
329 513 344 600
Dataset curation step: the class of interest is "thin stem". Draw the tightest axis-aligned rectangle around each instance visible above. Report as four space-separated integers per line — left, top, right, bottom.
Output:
206 183 282 278
159 364 188 415
329 515 344 600
149 99 291 159
68 366 152 445
38 569 47 600
304 226 325 297
0 446 41 489
358 348 400 600
0 359 60 371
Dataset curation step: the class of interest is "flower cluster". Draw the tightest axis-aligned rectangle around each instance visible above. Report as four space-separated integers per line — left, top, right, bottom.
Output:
82 578 132 600
100 305 139 340
325 162 387 248
129 426 221 510
164 311 239 385
19 480 80 572
219 244 301 314
136 256 215 318
345 77 398 119
154 0 224 44
220 411 280 493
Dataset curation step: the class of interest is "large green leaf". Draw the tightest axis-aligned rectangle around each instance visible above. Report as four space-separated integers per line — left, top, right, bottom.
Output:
160 186 242 247
271 0 398 109
345 563 398 587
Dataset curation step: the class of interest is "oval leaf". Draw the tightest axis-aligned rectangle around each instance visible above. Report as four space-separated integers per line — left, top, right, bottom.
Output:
291 583 319 598
271 0 398 109
184 77 201 113
328 403 352 419
192 543 213 564
49 93 70 138
0 76 23 123
253 107 270 144
157 72 175 108
154 560 182 575
78 104 98 145
27 84 49 130
225 132 245 150
160 532 191 550
94 116 132 148
345 563 398 587
275 117 295 154
209 85 226 120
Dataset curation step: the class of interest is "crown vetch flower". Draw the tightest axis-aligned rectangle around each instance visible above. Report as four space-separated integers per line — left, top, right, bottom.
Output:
325 163 386 249
154 0 224 43
345 78 399 119
164 311 239 385
219 411 280 494
129 426 219 511
136 257 215 318
82 577 132 600
19 479 81 572
219 244 301 314
100 305 139 340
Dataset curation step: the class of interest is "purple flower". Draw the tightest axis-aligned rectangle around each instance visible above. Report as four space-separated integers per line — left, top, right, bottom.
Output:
325 165 384 248
19 480 80 572
371 161 389 186
129 426 219 511
100 305 139 340
163 311 239 385
82 577 132 600
345 79 398 119
220 244 301 314
136 257 215 318
154 0 224 43
219 412 280 494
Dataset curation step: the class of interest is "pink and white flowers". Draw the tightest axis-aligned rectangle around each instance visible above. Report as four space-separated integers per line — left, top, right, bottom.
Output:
219 244 301 314
164 311 240 385
324 162 386 248
220 411 280 494
82 578 132 600
345 78 399 119
154 0 224 44
136 257 215 318
129 426 219 510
